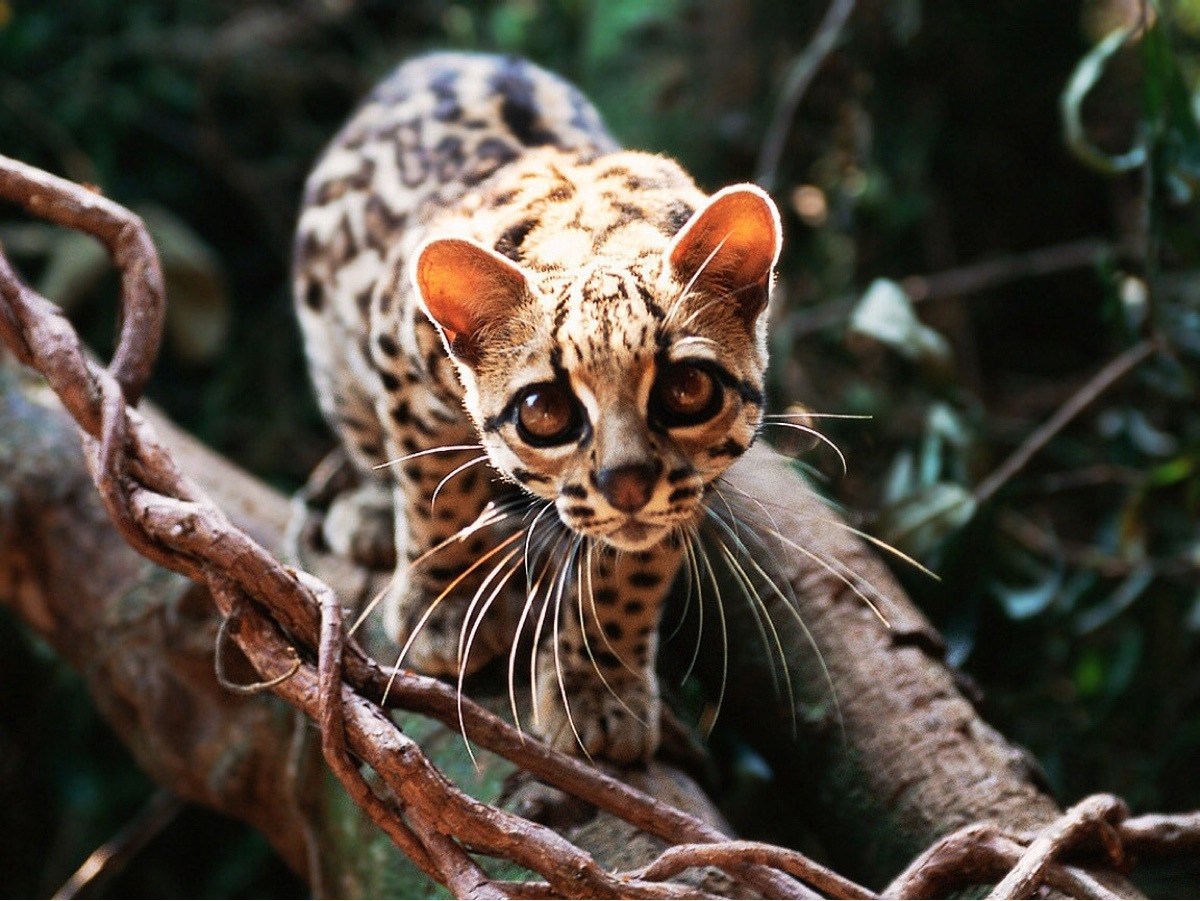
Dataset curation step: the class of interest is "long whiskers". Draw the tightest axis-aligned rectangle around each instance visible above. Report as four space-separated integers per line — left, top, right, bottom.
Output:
348 497 520 636
706 515 795 730
690 526 730 736
455 548 524 767
372 442 484 471
381 529 525 704
508 514 564 734
576 542 647 724
549 535 592 761
760 420 848 475
431 454 490 509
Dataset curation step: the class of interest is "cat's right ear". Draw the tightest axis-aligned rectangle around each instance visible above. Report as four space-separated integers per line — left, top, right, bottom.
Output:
666 184 782 326
413 237 530 363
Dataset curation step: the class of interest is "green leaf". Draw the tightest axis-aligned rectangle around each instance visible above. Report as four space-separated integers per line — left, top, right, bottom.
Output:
876 481 976 557
1141 16 1200 180
1073 563 1155 635
848 278 952 369
993 564 1063 620
1061 26 1147 174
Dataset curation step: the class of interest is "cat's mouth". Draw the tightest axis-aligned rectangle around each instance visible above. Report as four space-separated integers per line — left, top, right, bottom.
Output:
603 518 668 552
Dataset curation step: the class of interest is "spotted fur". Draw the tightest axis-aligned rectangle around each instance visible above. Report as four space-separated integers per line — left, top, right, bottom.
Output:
294 52 781 763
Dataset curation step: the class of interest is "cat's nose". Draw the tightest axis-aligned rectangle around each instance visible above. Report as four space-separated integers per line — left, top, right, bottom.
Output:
596 462 660 513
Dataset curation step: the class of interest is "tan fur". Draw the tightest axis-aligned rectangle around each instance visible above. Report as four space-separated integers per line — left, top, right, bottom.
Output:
294 52 781 762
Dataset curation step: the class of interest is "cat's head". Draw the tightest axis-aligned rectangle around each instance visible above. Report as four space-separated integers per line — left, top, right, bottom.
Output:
413 184 781 551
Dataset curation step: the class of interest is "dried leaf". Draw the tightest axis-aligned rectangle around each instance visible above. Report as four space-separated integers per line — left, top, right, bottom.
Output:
848 278 952 369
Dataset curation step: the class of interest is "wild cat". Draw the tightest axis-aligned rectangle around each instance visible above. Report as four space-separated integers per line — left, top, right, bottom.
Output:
293 52 781 763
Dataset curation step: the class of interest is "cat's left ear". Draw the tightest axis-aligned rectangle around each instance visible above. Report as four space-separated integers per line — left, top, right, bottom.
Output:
413 237 531 363
666 184 782 325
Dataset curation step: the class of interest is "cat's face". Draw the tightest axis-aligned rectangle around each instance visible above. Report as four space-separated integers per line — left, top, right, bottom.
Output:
415 185 781 551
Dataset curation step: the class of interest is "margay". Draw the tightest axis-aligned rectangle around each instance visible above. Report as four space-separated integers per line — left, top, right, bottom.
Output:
293 52 781 763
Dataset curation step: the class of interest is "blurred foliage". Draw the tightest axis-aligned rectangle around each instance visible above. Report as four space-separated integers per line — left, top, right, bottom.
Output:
1 0 1198 896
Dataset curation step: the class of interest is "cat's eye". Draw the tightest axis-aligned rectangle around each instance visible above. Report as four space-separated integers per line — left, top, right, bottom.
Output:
652 361 724 427
514 382 583 446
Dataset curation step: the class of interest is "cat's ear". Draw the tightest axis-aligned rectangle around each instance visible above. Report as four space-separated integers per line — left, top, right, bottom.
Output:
667 184 782 324
414 237 530 361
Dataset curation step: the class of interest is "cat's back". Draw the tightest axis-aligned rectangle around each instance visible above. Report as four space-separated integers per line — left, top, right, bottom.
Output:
295 52 618 276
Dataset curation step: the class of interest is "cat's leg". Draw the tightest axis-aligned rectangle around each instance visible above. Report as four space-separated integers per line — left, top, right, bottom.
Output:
293 286 399 568
377 397 515 677
533 535 685 763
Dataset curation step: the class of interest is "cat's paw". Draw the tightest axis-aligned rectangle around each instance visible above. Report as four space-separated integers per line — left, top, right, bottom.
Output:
383 575 509 677
535 666 661 764
322 482 396 569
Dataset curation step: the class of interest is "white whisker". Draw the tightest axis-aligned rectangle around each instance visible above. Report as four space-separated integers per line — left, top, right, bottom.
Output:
347 498 519 636
761 421 848 475
576 541 645 723
764 412 873 420
551 537 592 761
431 455 490 509
508 524 564 734
381 529 524 706
456 551 523 767
372 443 483 470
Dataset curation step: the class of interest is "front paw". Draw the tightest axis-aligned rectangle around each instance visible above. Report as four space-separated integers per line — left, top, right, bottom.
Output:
383 572 510 677
535 664 661 764
322 482 395 569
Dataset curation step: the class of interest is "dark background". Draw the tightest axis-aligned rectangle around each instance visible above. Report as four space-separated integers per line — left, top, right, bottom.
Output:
1 0 1197 896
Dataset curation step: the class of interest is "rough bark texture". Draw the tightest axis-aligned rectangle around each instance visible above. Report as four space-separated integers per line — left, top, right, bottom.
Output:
0 344 1135 896
699 446 1062 883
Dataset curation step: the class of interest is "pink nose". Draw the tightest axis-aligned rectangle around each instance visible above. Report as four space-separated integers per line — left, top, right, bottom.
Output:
596 463 659 513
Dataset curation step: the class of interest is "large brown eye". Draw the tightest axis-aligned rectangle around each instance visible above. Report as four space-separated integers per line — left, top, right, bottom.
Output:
514 382 582 446
653 361 724 427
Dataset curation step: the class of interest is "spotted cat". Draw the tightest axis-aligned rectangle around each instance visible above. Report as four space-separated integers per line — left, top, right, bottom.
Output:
293 52 781 763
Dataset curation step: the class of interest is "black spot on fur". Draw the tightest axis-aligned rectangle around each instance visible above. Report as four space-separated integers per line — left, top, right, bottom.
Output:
603 622 623 641
623 600 644 616
429 67 462 122
564 505 594 518
490 58 558 147
628 571 660 589
707 437 747 459
560 483 587 498
464 137 519 186
380 371 402 392
667 465 694 483
668 486 699 503
663 200 695 235
494 218 537 261
303 281 324 312
511 467 550 485
377 334 399 357
595 588 618 605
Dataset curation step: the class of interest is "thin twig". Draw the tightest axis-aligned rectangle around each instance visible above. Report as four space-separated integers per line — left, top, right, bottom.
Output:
974 338 1158 505
755 0 857 191
52 789 185 900
790 238 1113 337
989 794 1128 899
0 153 164 403
636 840 871 899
